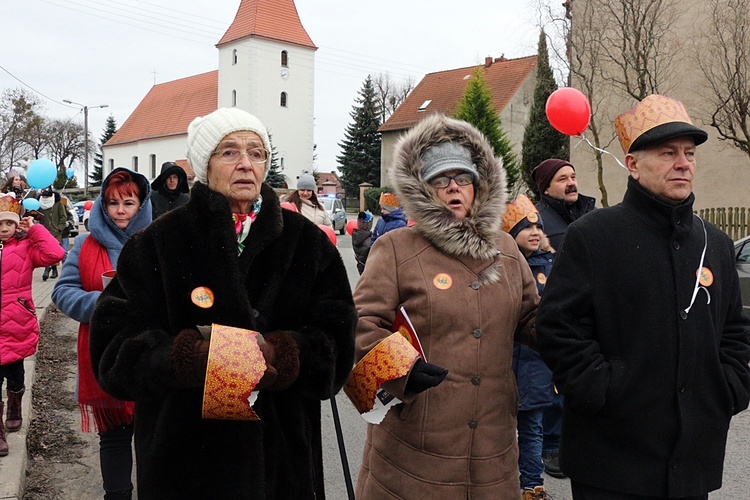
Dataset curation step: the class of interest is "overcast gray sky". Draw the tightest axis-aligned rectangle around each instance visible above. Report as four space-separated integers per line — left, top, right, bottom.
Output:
2 0 546 173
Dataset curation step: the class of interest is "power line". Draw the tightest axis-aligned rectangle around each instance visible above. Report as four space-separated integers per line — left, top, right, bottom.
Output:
0 64 78 109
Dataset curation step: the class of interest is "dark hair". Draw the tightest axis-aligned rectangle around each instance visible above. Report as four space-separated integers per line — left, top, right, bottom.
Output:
1 175 26 195
286 189 324 212
104 170 143 203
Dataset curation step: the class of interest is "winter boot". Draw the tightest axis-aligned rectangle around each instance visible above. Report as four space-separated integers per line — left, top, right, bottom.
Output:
50 265 58 279
5 387 24 432
0 402 8 457
521 486 552 500
42 267 51 281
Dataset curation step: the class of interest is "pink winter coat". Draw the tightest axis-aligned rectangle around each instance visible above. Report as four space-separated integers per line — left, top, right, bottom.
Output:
0 224 65 365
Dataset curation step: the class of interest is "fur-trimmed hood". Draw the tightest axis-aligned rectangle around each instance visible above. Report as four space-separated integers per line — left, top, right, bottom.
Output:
389 114 507 262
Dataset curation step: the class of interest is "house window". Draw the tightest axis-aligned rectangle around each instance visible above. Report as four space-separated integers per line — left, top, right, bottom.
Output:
150 154 157 178
418 100 432 112
233 49 238 65
132 156 138 172
281 50 288 67
280 92 287 107
108 159 114 172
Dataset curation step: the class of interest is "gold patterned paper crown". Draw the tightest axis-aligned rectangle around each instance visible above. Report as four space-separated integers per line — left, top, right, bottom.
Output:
502 194 539 234
379 192 400 209
614 95 707 154
0 194 21 224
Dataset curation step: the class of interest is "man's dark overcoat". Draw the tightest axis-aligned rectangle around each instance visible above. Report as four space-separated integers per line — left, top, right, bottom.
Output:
90 182 356 499
537 177 750 497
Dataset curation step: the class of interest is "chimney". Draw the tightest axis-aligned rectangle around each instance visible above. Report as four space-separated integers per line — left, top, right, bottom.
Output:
484 56 493 68
495 54 507 63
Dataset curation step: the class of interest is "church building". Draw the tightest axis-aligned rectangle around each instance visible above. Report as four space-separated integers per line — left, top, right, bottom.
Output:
102 0 316 188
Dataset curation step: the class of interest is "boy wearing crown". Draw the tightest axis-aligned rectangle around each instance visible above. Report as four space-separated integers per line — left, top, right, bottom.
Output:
537 95 750 499
0 194 65 456
370 191 407 244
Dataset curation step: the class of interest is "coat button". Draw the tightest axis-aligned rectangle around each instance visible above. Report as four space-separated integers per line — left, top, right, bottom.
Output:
252 308 260 318
672 241 680 250
470 281 481 290
679 310 688 320
472 329 483 338
471 376 481 385
468 419 478 428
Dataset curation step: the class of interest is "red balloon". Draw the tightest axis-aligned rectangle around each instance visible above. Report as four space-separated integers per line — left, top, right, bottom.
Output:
83 200 94 210
318 224 337 246
545 87 591 136
345 219 358 236
280 201 298 212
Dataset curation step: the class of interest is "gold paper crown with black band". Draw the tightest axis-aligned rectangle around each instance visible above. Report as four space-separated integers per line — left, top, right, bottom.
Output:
379 192 400 209
501 194 540 234
0 194 21 224
614 95 708 154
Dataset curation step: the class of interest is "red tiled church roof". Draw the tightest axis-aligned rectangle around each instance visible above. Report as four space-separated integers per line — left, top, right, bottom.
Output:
217 0 316 49
380 55 537 132
106 71 218 147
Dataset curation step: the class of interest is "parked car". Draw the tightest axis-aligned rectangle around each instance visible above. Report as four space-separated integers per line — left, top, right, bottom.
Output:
73 201 90 221
321 196 347 235
736 235 750 311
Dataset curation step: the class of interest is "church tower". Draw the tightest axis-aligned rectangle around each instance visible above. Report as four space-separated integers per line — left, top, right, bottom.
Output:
217 0 316 187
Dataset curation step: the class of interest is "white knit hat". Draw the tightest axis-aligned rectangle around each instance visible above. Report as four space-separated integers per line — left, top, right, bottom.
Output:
186 108 272 183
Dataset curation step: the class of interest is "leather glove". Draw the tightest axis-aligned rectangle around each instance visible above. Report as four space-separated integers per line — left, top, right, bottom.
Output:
171 329 210 387
405 358 448 395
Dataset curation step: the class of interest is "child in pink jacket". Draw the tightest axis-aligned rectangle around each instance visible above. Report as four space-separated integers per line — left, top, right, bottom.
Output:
0 193 65 456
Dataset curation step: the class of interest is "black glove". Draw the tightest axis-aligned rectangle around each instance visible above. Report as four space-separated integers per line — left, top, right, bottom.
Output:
405 358 448 395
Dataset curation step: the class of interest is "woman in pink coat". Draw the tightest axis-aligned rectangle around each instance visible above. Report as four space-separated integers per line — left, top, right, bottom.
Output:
0 193 65 456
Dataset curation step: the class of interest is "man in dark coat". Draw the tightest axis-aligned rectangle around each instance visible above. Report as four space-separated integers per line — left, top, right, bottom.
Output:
537 94 750 499
89 108 356 499
150 161 190 219
530 157 597 478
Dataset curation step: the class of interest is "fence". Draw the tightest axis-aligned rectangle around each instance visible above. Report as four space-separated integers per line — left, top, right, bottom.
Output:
695 207 750 241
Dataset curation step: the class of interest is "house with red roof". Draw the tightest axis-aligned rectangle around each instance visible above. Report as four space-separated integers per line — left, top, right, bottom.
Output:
379 55 537 186
102 0 316 188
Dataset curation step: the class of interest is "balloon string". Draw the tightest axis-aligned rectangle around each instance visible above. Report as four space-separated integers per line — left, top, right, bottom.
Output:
574 134 628 171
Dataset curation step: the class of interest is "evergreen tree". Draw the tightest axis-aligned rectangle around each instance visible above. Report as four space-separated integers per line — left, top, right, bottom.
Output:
521 30 569 198
453 67 520 193
92 115 117 187
337 75 382 194
264 133 286 188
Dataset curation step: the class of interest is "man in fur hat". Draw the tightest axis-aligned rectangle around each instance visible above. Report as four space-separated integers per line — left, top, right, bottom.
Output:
537 95 750 498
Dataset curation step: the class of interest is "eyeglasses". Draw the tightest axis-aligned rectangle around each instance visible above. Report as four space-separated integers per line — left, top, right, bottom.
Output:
212 147 269 164
430 173 474 189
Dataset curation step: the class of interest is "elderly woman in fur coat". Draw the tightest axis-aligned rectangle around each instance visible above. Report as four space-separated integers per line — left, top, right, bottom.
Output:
353 114 539 499
89 108 356 500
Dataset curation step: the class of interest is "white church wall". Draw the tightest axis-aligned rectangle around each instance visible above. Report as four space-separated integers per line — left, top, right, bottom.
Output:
103 135 188 182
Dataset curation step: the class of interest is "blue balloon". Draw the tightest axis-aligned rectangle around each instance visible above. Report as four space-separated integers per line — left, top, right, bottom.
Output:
22 198 40 211
27 158 57 189
66 167 75 179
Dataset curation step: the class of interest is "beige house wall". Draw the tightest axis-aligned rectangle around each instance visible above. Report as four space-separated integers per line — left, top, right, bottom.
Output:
569 1 750 211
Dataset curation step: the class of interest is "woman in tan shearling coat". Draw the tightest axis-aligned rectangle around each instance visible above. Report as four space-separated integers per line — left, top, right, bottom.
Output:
353 114 539 499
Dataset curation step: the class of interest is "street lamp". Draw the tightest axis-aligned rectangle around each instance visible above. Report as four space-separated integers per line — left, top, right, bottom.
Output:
64 100 109 197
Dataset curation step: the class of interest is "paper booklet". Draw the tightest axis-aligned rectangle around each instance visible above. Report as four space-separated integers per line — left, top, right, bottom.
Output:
391 306 425 361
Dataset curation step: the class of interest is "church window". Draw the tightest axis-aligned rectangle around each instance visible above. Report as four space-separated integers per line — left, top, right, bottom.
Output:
108 159 114 172
233 49 238 65
150 154 157 178
281 51 288 67
280 92 288 107
132 156 139 172
232 90 237 106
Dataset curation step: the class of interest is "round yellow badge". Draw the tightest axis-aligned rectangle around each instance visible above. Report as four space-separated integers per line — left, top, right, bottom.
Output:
191 286 215 309
537 272 547 285
698 267 714 287
527 212 539 224
433 273 453 290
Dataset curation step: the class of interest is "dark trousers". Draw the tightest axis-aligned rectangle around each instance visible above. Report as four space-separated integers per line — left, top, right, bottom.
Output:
0 360 25 393
542 392 563 454
99 424 134 498
571 480 708 500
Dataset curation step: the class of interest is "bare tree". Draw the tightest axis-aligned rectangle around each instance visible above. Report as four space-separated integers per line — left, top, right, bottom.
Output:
45 118 84 173
698 0 750 159
594 0 682 100
372 72 415 123
0 88 43 175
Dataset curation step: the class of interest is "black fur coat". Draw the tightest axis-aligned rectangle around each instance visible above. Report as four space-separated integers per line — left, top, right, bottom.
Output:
90 182 356 499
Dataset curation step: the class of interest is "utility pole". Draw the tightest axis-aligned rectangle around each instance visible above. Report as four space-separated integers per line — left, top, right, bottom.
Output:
64 100 109 197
